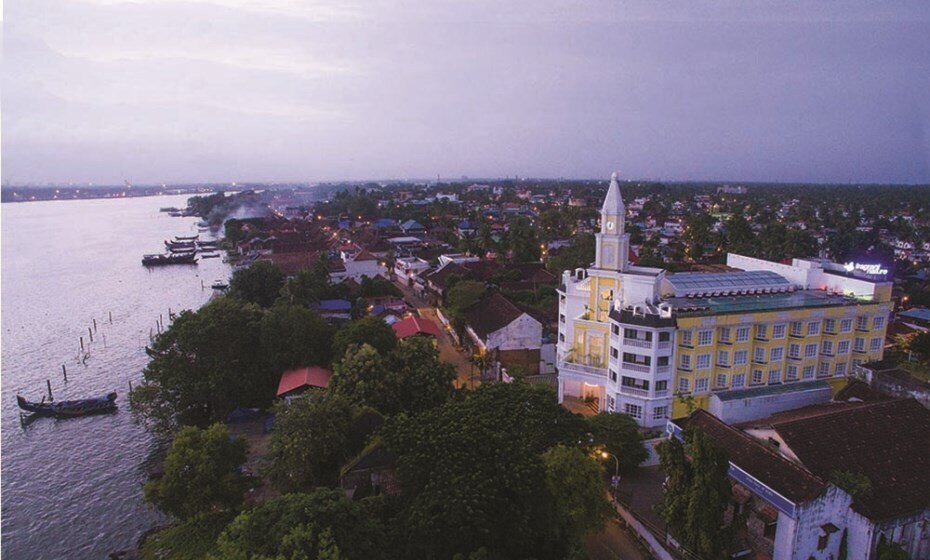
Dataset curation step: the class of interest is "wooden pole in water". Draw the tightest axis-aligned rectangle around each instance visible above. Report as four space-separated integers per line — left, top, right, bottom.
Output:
46 379 53 400
93 318 97 332
109 311 113 324
62 364 67 382
88 326 94 342
80 336 84 352
103 333 107 348
128 380 134 395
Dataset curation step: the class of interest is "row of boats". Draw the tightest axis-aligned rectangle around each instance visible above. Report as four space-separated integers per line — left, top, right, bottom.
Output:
142 235 222 266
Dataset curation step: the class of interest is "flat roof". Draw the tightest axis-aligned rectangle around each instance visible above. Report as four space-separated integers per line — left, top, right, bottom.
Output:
667 270 792 296
713 380 831 402
668 289 864 316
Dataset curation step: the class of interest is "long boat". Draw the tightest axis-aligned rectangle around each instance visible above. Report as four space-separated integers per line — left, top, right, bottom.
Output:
16 392 117 418
142 253 198 266
175 234 199 241
165 239 196 249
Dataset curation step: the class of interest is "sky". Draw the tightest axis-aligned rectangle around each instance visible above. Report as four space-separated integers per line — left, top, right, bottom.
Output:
2 0 930 185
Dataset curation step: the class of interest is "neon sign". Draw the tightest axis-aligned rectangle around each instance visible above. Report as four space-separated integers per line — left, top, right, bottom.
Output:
843 262 887 276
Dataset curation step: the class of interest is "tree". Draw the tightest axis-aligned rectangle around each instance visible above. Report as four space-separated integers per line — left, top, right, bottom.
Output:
830 470 872 500
144 423 250 520
382 383 587 559
261 304 334 374
131 297 271 430
330 338 456 417
270 395 381 491
508 216 541 263
332 316 397 362
445 280 486 331
212 489 386 560
656 430 735 559
585 412 649 472
877 540 909 560
281 261 334 307
229 261 286 308
543 445 611 547
546 233 595 274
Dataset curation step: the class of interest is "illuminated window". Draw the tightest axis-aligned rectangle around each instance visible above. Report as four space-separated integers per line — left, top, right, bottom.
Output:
716 374 727 387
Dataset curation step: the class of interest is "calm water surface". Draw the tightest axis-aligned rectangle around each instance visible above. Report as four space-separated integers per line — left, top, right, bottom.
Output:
1 195 230 559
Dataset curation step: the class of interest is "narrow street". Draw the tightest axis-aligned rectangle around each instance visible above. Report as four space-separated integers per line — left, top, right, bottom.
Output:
585 518 652 560
394 279 476 388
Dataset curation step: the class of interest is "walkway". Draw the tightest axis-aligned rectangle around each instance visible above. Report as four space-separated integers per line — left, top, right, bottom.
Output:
586 518 652 560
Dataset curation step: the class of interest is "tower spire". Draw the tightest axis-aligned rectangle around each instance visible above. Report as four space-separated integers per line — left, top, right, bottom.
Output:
602 171 624 215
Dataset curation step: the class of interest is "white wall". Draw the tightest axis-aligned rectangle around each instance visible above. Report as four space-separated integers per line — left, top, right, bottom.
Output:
487 313 542 351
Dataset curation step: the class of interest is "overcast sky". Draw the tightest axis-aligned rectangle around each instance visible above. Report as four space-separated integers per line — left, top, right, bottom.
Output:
3 0 929 185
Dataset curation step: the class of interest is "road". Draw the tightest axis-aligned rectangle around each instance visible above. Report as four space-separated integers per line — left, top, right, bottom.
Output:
585 518 652 560
394 279 476 388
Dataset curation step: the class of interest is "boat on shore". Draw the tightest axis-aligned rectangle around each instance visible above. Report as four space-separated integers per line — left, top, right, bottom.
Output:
17 392 117 418
201 253 221 259
175 234 199 241
211 280 229 290
165 239 196 249
142 253 198 266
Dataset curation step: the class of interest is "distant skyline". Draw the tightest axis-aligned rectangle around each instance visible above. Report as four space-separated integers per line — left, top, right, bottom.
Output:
3 1 930 185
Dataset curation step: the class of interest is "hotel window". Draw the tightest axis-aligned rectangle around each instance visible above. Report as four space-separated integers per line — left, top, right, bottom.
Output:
805 343 818 358
623 353 651 366
732 373 746 388
770 347 784 362
611 324 619 335
824 319 837 334
656 380 668 391
695 377 709 393
623 404 642 419
835 362 847 377
753 347 766 363
857 316 869 331
821 340 834 356
802 365 815 380
789 343 801 359
696 354 711 370
698 329 713 346
773 324 786 339
659 331 671 342
658 356 669 366
610 347 619 359
790 321 803 337
679 354 692 371
610 369 617 382
854 337 865 352
818 362 831 377
873 316 885 330
840 318 853 333
717 350 729 367
837 340 850 354
680 330 693 347
621 376 649 390
734 350 748 365
559 333 565 342
716 374 727 388
678 378 690 393
608 396 616 411
768 369 782 384
653 406 669 420
560 314 566 324
736 327 750 343
719 327 731 343
786 365 798 381
755 324 768 340
751 369 764 384
807 321 821 336
870 337 882 351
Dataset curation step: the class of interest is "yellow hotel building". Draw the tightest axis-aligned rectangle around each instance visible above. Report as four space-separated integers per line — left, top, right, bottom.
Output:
557 173 892 428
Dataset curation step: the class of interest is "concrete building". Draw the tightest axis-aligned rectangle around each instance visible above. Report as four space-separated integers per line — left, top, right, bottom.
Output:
557 172 892 428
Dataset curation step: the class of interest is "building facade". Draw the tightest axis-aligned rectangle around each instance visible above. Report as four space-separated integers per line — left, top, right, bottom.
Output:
557 173 892 428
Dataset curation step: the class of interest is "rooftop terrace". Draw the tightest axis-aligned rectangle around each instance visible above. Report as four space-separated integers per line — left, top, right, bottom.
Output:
667 289 869 316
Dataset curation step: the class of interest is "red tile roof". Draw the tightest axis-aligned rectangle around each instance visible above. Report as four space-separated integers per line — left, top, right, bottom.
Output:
392 316 442 339
277 366 333 397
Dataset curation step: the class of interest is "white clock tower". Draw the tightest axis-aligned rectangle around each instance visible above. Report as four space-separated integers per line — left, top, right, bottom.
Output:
595 171 629 271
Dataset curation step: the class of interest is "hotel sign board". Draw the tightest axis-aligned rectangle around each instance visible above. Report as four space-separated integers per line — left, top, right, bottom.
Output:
844 262 888 276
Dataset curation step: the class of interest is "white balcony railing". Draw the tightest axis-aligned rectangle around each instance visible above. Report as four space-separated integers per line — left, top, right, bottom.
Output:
657 341 672 350
656 365 671 375
654 389 669 397
623 338 653 349
558 359 608 377
619 386 650 397
621 362 651 374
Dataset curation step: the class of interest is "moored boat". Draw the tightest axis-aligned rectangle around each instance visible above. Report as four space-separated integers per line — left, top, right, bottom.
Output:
165 239 196 249
211 280 229 290
201 253 221 259
16 392 117 418
142 253 198 266
175 234 199 241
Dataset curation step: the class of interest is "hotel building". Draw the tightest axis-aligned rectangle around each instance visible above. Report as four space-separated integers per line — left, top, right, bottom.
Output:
557 173 892 428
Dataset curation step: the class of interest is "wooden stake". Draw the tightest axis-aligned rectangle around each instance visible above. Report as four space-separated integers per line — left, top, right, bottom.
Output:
93 318 97 332
129 380 134 394
62 364 67 382
109 311 113 324
89 327 94 342
46 379 53 401
80 336 84 352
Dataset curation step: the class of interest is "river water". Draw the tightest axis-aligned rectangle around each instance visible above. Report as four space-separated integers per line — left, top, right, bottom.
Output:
1 194 230 559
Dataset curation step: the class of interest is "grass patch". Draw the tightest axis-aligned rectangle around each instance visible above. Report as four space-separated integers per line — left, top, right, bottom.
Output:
140 512 234 560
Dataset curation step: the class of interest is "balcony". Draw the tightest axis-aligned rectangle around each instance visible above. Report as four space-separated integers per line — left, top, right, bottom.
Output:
619 386 650 397
657 341 672 350
558 359 607 377
654 389 669 397
624 338 653 349
621 362 651 374
656 364 671 375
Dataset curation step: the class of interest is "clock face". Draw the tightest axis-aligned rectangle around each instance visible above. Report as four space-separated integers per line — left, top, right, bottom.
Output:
606 221 614 230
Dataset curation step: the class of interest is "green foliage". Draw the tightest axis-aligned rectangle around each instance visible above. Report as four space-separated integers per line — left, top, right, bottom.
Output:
260 304 334 374
357 276 402 298
546 233 595 274
330 338 456 417
830 470 873 500
212 489 386 560
270 395 381 491
585 412 649 472
229 261 286 308
877 540 910 560
838 528 848 560
144 424 250 520
139 512 233 560
280 260 336 306
444 280 486 330
187 192 227 220
508 216 542 263
906 331 930 361
381 383 587 559
656 431 734 559
332 316 398 362
132 297 272 430
543 445 611 543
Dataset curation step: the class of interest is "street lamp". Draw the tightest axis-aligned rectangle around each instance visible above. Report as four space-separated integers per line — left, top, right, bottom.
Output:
601 450 620 488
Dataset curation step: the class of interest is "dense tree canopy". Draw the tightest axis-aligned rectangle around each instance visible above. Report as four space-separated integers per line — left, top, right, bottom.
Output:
144 424 251 520
382 383 588 559
212 489 387 560
260 304 334 375
229 261 286 308
331 316 398 362
546 233 595 275
543 445 612 549
585 412 649 473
